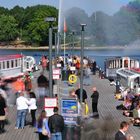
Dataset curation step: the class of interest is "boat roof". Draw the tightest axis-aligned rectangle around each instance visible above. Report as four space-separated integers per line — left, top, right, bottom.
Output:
0 54 23 61
117 68 140 78
105 56 139 61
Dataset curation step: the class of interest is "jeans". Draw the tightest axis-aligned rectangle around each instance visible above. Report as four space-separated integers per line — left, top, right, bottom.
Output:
51 132 62 140
16 109 27 128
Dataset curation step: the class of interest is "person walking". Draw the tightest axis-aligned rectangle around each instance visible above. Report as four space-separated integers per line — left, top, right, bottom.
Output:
0 94 7 133
91 87 99 117
15 91 29 129
115 121 129 140
28 92 37 127
37 110 50 140
48 107 64 140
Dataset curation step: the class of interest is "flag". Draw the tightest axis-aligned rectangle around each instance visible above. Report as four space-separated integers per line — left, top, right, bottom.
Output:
64 18 67 33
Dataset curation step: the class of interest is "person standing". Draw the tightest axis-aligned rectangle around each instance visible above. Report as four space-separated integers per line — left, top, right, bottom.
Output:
91 87 99 116
37 110 50 140
24 74 32 91
15 91 29 129
0 94 7 133
75 84 87 103
48 107 64 140
75 84 87 116
115 121 129 140
28 92 37 127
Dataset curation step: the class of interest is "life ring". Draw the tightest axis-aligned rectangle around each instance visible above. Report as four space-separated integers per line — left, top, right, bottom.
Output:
68 74 77 84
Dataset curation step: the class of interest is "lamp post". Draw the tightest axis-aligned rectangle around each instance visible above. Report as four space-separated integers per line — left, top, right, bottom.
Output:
80 24 86 103
45 17 56 97
72 31 75 56
53 27 58 58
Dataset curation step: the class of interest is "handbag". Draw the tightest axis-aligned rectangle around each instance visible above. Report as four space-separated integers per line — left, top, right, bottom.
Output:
42 119 49 136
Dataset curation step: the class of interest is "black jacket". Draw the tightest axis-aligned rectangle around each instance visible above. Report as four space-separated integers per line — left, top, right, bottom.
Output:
115 131 127 140
91 91 99 103
48 114 64 133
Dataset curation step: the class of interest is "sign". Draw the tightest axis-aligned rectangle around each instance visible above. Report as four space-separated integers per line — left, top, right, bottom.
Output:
45 98 57 107
61 98 78 125
53 74 60 80
44 98 57 117
53 68 61 80
57 63 61 68
53 69 61 75
68 74 77 84
45 108 54 117
70 66 76 71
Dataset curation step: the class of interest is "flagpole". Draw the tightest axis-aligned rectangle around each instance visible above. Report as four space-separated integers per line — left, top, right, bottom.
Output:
64 31 66 66
63 18 67 66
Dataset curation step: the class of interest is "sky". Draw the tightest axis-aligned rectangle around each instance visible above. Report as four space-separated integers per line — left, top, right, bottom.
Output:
0 0 132 15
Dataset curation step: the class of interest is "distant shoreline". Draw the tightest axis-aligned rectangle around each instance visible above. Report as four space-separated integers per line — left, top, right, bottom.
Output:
0 46 140 50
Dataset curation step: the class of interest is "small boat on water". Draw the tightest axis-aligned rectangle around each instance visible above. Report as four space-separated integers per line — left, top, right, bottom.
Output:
0 54 36 80
104 57 140 80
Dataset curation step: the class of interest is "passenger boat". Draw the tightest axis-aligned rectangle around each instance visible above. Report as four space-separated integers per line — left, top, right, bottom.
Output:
0 54 36 80
104 57 140 80
116 68 140 89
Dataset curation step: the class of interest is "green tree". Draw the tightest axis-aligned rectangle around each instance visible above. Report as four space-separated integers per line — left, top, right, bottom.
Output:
0 15 18 43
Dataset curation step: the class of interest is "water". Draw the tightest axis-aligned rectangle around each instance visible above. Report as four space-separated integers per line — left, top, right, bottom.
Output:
1 48 140 70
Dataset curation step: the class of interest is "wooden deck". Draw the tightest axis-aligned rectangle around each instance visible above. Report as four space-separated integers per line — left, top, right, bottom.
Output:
0 70 140 140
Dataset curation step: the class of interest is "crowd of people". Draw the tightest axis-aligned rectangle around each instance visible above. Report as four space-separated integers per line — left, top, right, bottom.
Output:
116 87 140 128
1 53 136 140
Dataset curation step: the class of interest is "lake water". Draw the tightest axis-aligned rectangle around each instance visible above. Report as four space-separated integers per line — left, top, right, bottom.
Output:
0 48 140 70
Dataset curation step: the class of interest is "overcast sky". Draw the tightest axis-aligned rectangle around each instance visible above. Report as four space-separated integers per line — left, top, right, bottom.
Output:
0 0 131 15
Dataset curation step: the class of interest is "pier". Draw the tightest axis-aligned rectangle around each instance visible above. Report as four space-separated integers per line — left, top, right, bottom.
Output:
0 68 140 140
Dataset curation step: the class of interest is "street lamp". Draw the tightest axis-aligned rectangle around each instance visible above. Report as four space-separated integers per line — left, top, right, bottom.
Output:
72 31 75 56
45 17 56 98
53 27 58 58
80 24 86 103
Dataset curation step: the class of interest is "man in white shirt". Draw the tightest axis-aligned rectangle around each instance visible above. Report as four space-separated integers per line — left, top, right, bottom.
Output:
15 92 29 129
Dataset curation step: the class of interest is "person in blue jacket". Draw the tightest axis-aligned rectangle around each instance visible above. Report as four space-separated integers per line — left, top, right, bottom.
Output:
37 110 50 140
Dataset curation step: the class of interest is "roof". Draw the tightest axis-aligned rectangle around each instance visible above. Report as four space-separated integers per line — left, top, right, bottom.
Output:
117 68 140 78
0 54 23 61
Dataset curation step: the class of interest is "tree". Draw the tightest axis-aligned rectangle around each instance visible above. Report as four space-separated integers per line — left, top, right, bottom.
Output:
0 15 18 43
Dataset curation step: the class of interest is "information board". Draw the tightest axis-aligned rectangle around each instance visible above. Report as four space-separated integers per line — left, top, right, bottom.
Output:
61 98 78 125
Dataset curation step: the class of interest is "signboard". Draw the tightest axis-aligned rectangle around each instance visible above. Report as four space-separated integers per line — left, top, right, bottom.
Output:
70 66 76 71
53 69 61 75
53 74 60 80
61 98 78 125
53 68 61 80
57 63 61 68
44 98 57 117
45 108 54 117
45 98 57 107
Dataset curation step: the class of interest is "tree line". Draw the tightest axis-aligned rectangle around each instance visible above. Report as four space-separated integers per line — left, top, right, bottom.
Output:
0 5 58 46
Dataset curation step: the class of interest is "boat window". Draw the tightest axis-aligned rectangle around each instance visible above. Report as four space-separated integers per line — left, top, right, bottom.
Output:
11 60 14 68
7 61 10 68
3 61 5 69
120 60 122 68
19 59 21 66
15 60 18 67
124 59 128 68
